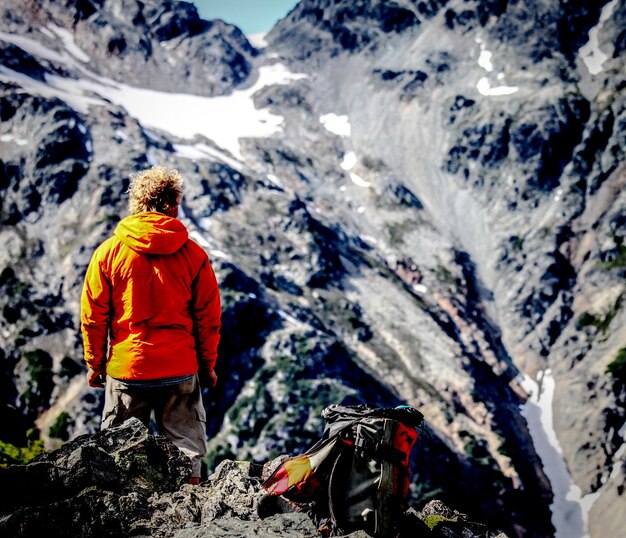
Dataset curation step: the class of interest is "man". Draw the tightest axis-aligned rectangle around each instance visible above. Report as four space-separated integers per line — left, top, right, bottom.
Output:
81 164 221 484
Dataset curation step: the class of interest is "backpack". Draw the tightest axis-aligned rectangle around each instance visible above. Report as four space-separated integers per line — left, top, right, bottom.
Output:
262 404 424 537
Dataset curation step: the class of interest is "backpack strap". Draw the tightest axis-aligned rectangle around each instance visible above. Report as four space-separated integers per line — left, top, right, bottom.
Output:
353 436 407 466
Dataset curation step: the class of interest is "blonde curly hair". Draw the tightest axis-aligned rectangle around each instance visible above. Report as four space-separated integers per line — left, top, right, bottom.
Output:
128 165 184 216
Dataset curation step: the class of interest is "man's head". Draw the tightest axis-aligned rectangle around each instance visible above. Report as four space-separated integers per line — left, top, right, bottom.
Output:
128 165 183 217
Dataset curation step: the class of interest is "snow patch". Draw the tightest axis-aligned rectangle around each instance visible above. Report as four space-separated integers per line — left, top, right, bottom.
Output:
519 369 590 538
413 283 428 294
349 173 370 188
266 174 283 188
474 41 518 96
189 230 210 248
0 33 307 160
0 66 100 112
146 148 159 166
173 143 243 171
209 250 229 260
478 47 493 72
0 133 28 145
0 30 68 64
340 151 369 186
579 0 619 75
173 144 208 160
340 151 357 171
320 113 351 137
477 77 518 96
278 309 302 326
554 188 563 202
76 63 306 160
47 24 90 62
40 27 54 39
247 33 268 49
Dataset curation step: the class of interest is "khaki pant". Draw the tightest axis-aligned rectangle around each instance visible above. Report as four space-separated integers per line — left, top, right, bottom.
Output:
102 374 207 477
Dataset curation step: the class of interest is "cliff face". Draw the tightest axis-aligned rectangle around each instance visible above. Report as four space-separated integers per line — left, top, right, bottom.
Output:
0 1 625 537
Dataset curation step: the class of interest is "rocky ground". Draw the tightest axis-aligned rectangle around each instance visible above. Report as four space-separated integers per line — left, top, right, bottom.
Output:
0 419 508 538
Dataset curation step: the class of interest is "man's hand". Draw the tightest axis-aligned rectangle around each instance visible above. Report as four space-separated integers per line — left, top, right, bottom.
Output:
200 368 218 388
207 369 218 388
87 369 105 388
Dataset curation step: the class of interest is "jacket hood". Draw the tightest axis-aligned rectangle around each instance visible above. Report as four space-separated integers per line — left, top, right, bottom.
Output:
114 212 188 255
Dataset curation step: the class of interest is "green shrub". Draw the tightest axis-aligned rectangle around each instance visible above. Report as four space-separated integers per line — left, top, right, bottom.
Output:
598 241 626 270
423 514 451 529
0 438 46 467
59 356 83 379
21 349 54 419
576 312 598 330
511 235 525 252
49 411 72 441
606 348 626 383
577 295 622 337
433 264 459 288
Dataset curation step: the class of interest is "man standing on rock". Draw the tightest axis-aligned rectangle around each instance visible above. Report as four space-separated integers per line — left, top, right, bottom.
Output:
80 164 222 484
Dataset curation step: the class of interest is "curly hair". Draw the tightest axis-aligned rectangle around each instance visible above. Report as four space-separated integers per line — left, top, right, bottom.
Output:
128 165 184 216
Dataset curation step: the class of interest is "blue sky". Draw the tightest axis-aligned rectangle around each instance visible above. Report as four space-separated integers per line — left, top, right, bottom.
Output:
191 1 299 35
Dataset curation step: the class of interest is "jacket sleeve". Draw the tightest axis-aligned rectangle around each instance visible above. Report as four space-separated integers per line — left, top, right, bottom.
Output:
80 249 111 374
191 256 222 375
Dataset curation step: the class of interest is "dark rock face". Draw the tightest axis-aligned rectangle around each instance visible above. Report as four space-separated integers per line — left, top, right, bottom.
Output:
269 0 602 65
444 94 591 198
0 418 191 537
0 46 52 81
445 0 603 65
268 0 450 61
184 161 248 216
0 90 91 224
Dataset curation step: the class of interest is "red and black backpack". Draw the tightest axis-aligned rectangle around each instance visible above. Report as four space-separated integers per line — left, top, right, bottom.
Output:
262 404 425 537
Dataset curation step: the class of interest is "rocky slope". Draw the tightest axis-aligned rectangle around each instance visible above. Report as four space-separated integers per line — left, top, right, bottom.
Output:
0 1 625 537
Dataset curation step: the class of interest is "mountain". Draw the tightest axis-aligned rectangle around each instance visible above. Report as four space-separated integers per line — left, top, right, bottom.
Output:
0 1 625 537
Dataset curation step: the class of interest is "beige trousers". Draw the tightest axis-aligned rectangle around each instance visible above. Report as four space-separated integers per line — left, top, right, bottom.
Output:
101 374 207 477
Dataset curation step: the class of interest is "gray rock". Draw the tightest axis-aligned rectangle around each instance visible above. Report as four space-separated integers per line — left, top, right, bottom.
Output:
418 501 509 538
174 513 319 538
0 418 191 536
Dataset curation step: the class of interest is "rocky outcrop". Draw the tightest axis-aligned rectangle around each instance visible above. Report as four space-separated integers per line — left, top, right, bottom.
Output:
0 419 509 538
267 0 448 62
0 0 257 96
0 418 191 537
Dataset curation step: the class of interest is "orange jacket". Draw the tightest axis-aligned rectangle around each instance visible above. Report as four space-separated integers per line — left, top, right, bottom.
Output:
81 212 221 381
